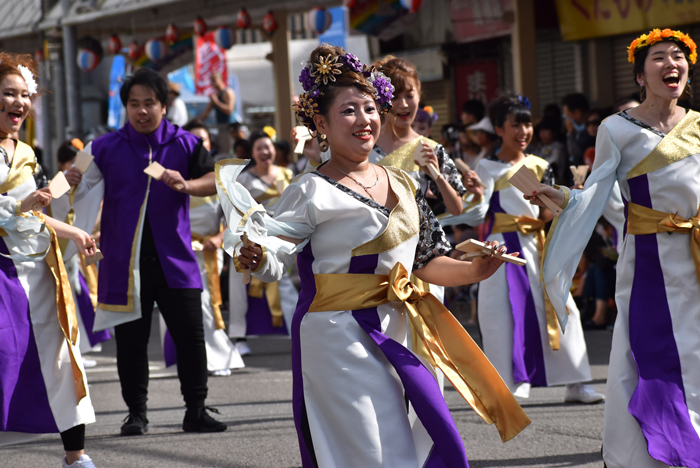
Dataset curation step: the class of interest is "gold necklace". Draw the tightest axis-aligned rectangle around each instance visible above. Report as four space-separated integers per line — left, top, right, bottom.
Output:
331 164 379 201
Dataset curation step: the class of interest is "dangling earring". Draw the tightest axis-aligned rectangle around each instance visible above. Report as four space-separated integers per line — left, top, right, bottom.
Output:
318 134 329 152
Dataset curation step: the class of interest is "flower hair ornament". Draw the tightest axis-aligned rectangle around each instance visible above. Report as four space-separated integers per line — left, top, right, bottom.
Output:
292 51 394 133
17 65 38 96
628 28 697 65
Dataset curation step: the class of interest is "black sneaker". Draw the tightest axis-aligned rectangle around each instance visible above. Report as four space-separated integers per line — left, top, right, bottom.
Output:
120 412 148 436
182 406 227 433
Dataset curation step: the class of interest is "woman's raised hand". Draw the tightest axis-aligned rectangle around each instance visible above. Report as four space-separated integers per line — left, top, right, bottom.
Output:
463 170 483 197
238 243 263 270
524 184 565 209
468 241 518 282
20 188 52 212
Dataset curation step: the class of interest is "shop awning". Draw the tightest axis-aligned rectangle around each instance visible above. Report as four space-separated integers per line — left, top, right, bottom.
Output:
0 0 43 40
40 0 180 29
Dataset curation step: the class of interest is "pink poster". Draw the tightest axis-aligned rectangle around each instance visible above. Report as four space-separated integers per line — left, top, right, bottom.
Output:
195 32 228 95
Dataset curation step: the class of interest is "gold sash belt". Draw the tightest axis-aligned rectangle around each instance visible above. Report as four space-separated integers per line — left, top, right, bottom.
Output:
308 262 530 442
627 202 700 284
491 213 560 350
192 234 225 330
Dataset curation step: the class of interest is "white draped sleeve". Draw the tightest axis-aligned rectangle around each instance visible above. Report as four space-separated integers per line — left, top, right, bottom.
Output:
216 160 313 283
542 123 621 330
73 142 104 199
602 181 625 252
439 162 493 227
0 194 19 221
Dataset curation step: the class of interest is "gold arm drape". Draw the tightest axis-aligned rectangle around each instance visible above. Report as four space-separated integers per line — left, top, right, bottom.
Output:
192 234 225 330
491 213 561 350
39 214 87 403
308 262 531 443
627 202 700 284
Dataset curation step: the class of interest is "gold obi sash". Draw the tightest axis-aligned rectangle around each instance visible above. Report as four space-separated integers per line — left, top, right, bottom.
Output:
191 233 225 330
308 262 531 442
79 255 99 310
627 202 700 284
491 213 561 350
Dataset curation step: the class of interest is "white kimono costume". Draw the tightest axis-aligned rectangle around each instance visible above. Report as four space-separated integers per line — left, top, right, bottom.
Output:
228 167 298 338
542 110 700 468
215 159 530 467
0 141 94 445
456 155 591 393
160 195 244 372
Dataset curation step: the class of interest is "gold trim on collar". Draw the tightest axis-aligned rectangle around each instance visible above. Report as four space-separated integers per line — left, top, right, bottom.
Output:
627 110 700 180
351 167 419 257
377 137 439 173
493 155 548 192
0 140 35 195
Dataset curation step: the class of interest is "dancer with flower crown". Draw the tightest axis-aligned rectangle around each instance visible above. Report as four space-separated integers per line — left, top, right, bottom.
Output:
0 53 98 468
532 29 700 468
447 94 603 404
219 43 530 467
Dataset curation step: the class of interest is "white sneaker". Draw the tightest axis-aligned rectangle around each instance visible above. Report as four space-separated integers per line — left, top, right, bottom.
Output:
513 382 531 399
235 341 252 356
564 383 605 404
63 454 96 467
209 369 232 377
82 359 98 368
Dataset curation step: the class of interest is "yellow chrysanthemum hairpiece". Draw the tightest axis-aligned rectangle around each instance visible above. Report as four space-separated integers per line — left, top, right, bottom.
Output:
628 28 697 64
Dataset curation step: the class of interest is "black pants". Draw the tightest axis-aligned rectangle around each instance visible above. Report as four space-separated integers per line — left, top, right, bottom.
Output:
60 424 85 451
115 255 208 414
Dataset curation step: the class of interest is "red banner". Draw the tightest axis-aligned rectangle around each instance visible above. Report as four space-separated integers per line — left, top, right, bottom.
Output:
454 60 500 111
195 32 228 96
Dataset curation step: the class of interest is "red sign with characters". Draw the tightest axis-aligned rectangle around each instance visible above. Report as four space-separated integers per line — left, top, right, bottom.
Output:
195 32 228 96
454 60 500 112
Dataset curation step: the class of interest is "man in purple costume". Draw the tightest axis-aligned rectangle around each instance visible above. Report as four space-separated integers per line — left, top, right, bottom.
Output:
68 69 226 436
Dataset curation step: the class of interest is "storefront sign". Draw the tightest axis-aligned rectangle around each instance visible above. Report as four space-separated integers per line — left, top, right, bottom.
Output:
449 0 512 43
454 60 500 110
195 32 228 96
556 0 700 41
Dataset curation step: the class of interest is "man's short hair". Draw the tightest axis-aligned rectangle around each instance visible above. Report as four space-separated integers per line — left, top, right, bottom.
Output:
461 100 486 121
120 68 169 107
561 93 590 113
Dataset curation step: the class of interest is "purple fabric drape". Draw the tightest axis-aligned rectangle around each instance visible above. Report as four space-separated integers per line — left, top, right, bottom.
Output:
626 174 700 467
0 241 58 433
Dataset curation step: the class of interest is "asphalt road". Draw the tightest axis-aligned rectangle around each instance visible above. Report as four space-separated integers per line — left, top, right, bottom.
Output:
2 313 611 468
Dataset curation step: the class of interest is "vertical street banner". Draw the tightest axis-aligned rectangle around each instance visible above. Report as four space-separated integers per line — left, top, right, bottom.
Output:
556 0 700 41
319 6 348 49
108 55 127 129
454 60 500 110
195 32 228 96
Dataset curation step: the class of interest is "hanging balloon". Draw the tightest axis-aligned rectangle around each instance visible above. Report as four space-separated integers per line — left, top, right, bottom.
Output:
237 8 251 29
194 16 207 36
108 34 122 55
76 48 100 72
128 41 142 60
144 38 169 62
399 0 423 13
306 7 333 36
262 11 278 36
343 0 358 7
165 23 178 44
214 27 235 50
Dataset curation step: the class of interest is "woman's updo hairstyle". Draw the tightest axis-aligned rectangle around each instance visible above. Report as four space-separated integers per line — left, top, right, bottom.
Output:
487 93 533 130
294 43 394 133
373 55 420 95
0 52 39 99
307 44 375 118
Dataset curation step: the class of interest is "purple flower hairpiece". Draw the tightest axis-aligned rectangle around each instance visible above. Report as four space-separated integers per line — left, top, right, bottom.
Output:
340 53 363 73
299 65 316 92
518 95 531 110
366 68 394 114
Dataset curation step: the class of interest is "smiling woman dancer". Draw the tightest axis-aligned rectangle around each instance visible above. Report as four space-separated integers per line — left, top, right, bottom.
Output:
0 53 98 467
218 44 530 467
454 94 603 404
531 29 700 468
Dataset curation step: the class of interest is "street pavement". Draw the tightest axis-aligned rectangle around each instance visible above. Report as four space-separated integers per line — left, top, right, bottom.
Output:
2 312 611 467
